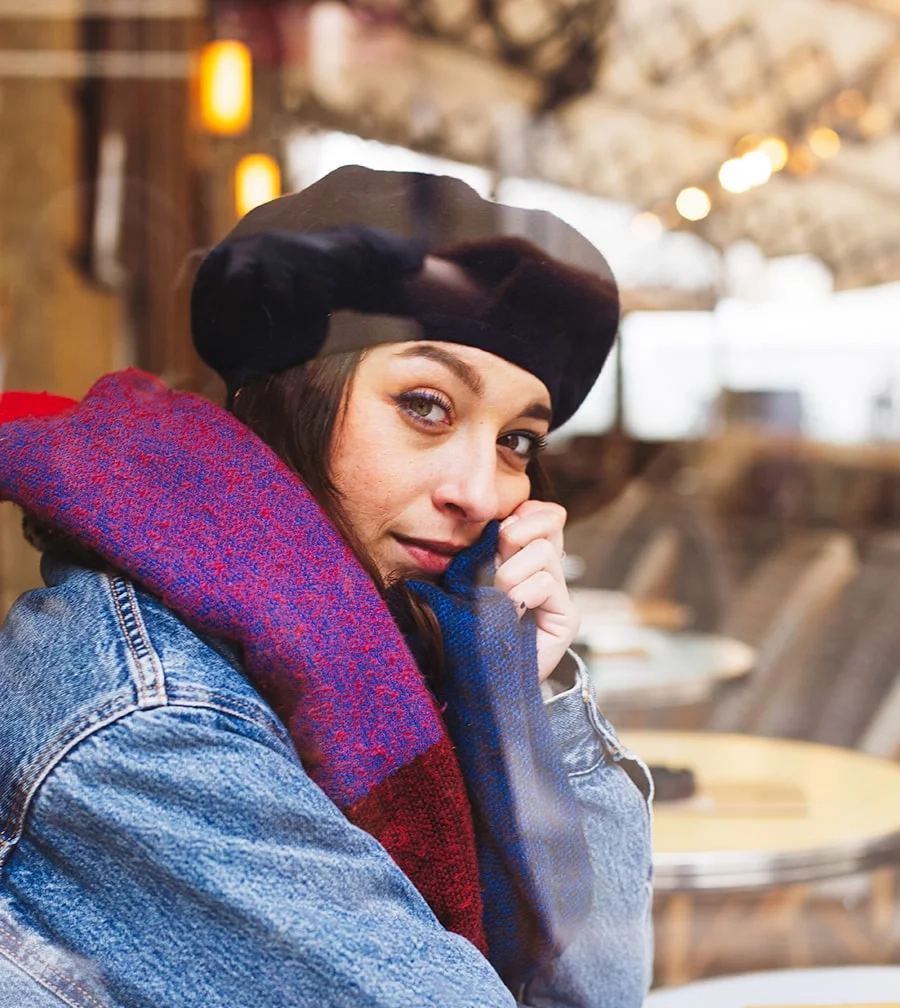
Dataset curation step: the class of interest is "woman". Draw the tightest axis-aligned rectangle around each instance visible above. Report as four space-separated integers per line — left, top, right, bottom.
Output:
0 167 652 1007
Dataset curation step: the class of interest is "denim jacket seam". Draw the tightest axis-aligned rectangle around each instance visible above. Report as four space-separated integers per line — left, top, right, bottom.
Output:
566 754 610 779
545 653 655 804
164 694 292 747
0 700 140 867
107 578 286 742
0 689 286 868
105 576 167 708
0 927 107 1008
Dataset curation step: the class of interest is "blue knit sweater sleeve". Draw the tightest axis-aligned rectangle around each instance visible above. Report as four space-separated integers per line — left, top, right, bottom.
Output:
521 654 655 1008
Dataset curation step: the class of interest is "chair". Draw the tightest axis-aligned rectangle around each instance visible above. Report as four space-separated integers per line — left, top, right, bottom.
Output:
810 536 900 748
858 670 900 759
707 532 858 734
563 478 653 591
565 479 732 631
758 533 900 744
622 526 682 600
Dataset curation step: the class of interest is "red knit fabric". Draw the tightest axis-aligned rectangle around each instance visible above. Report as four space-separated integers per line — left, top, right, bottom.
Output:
349 735 488 953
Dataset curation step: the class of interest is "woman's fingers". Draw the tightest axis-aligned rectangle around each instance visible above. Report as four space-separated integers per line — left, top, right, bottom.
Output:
496 500 566 565
494 499 580 680
494 538 579 682
494 538 564 596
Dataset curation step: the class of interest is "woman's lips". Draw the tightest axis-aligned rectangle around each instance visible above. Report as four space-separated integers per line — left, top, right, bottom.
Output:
394 536 464 576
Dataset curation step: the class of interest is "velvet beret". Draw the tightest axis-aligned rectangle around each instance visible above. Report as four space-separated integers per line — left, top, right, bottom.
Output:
191 166 619 430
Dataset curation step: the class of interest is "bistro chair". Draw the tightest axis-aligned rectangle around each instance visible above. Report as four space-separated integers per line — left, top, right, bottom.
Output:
707 532 857 734
858 669 900 760
759 532 900 742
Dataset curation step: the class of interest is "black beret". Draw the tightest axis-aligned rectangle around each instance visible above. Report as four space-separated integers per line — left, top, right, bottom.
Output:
191 166 619 430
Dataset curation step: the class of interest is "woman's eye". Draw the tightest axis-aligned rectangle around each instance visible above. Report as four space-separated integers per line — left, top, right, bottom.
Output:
499 431 546 461
396 393 451 425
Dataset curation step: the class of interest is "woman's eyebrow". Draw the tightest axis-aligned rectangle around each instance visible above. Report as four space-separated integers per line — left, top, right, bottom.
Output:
522 402 552 423
395 345 484 397
394 344 552 424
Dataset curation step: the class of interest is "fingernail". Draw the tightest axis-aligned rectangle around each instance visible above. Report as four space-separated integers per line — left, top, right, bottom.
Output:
499 514 519 530
494 554 502 569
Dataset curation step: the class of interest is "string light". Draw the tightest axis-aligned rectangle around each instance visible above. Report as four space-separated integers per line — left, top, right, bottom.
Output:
675 187 711 221
858 103 893 138
630 211 663 241
719 158 751 194
787 144 816 176
718 151 771 193
835 88 867 119
741 150 772 186
808 127 841 159
757 137 789 172
734 134 761 157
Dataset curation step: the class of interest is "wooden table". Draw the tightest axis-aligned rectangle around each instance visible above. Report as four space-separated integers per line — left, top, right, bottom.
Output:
625 732 900 988
571 588 691 631
625 731 900 891
643 965 900 1006
579 628 755 708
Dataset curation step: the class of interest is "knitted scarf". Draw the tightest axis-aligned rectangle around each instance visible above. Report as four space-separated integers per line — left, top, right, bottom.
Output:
0 370 591 989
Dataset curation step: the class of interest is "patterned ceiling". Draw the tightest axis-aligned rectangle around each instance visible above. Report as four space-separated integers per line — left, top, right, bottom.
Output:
221 0 900 289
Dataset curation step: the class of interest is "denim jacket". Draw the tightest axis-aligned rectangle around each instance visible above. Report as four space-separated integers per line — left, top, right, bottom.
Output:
0 557 653 1008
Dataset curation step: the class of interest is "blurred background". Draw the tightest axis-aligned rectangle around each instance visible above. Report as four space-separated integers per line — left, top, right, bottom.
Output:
2 0 900 996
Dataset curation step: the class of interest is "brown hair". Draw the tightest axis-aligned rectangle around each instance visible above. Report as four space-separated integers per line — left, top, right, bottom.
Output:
230 351 553 686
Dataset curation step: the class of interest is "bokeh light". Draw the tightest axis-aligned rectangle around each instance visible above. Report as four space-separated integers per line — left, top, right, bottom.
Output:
758 137 789 172
675 187 711 221
808 127 841 159
719 158 751 194
199 40 253 136
235 154 281 218
741 150 773 187
858 103 893 139
835 88 867 119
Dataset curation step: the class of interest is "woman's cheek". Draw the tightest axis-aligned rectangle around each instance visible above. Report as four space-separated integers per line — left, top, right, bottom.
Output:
499 474 533 520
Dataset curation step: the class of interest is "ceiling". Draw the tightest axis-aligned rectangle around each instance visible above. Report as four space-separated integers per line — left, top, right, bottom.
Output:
551 0 900 289
225 0 900 289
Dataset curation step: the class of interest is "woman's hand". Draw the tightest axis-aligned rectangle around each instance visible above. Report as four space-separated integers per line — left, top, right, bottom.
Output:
493 500 580 683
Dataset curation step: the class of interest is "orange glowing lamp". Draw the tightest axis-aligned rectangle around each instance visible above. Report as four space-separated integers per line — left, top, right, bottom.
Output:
199 40 252 136
235 154 281 218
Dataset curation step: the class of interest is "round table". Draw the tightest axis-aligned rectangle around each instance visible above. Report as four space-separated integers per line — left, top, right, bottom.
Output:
571 588 691 631
623 731 900 891
579 627 755 707
643 965 900 1006
626 732 900 987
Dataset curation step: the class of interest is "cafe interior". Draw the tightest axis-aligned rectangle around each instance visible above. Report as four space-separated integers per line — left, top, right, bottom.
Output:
1 0 900 1003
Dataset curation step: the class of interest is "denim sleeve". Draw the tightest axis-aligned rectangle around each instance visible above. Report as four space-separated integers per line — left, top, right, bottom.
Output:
521 655 655 1008
4 704 516 1008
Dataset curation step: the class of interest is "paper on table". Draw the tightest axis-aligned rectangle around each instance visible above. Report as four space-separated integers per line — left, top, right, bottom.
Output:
588 646 652 660
667 779 807 817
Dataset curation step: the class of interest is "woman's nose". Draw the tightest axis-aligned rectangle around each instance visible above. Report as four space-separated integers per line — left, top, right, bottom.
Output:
432 440 500 524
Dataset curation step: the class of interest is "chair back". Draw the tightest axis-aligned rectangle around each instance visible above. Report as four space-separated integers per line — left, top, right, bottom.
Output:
565 480 731 631
708 532 858 734
622 526 682 600
858 669 900 759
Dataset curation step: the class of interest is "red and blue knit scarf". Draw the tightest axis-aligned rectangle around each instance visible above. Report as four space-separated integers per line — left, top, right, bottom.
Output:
0 369 591 989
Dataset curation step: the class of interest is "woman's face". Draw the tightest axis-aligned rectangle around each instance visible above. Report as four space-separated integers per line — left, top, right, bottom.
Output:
329 341 552 580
